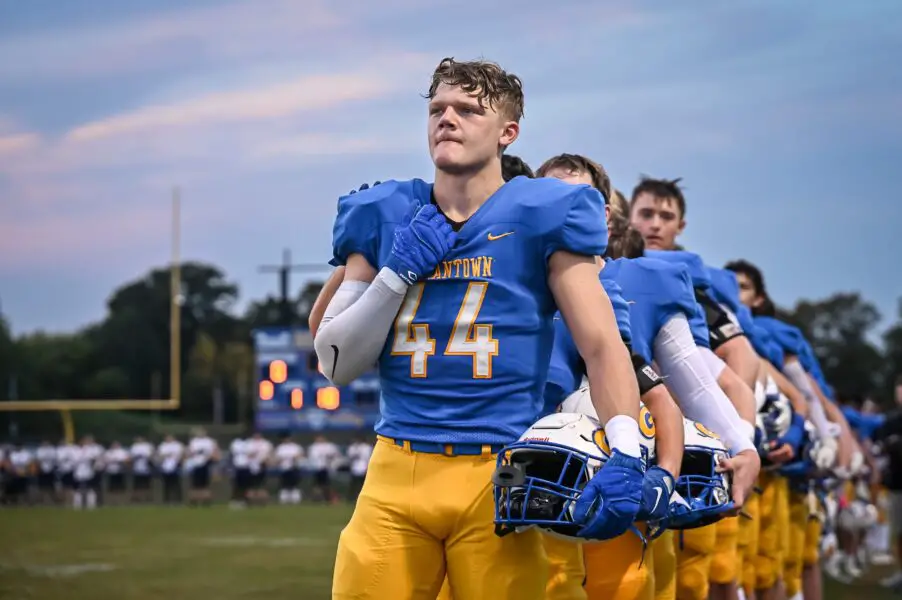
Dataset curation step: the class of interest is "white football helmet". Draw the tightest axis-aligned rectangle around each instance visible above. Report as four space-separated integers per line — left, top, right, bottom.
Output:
668 418 734 529
559 383 657 464
493 406 654 540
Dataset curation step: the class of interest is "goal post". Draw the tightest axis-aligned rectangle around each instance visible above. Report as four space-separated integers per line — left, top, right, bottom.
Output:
0 189 182 443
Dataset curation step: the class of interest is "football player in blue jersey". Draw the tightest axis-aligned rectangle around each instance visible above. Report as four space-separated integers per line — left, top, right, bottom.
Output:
314 59 646 600
630 179 762 600
725 259 867 600
537 154 686 600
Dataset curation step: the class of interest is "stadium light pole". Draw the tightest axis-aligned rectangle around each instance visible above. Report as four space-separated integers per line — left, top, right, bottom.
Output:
257 249 330 327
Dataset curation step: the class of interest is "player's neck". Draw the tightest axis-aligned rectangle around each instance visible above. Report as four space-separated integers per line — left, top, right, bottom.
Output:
433 167 505 223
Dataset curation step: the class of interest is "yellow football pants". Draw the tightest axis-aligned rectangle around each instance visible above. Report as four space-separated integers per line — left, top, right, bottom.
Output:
583 531 654 600
783 490 809 598
333 439 547 600
739 492 760 595
710 517 740 584
754 471 788 590
543 533 587 600
654 530 677 600
803 514 822 567
674 524 717 600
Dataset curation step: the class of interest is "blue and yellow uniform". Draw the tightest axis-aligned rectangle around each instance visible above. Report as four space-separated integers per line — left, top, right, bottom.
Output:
330 177 607 600
542 273 633 600
751 316 809 593
642 252 740 600
604 257 703 600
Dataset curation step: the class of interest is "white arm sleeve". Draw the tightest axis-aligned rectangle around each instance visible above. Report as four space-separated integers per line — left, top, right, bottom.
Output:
653 314 755 455
782 361 832 437
314 267 408 386
698 346 727 379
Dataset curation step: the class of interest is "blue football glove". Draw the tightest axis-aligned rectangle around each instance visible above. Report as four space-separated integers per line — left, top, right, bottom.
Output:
348 181 382 195
777 413 805 453
636 465 675 523
385 204 457 285
572 449 645 540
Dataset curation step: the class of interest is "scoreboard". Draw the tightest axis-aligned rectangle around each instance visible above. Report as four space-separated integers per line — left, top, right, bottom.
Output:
252 327 380 432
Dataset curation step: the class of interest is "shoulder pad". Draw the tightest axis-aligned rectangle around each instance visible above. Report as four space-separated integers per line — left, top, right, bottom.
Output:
513 178 607 260
706 266 743 315
753 316 805 356
599 274 632 343
331 179 425 267
644 250 711 289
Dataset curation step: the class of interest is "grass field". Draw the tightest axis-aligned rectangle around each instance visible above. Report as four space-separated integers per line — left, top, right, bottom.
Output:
0 505 897 600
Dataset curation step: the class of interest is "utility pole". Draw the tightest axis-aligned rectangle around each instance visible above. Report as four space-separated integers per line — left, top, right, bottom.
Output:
257 249 328 326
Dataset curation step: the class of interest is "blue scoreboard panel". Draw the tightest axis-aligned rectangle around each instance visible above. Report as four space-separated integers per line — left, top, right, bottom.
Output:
252 327 380 432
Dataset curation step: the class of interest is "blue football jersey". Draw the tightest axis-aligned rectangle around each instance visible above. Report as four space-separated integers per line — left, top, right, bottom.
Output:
747 318 784 367
644 249 712 290
543 273 633 416
331 177 607 445
753 316 805 358
604 257 707 364
706 267 749 326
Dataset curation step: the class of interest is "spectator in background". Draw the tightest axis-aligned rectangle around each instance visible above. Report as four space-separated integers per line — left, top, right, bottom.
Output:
73 436 100 510
57 438 78 506
130 436 155 504
35 440 57 505
187 427 219 507
5 443 33 505
157 434 184 505
229 433 250 509
877 375 902 589
246 431 273 506
346 437 373 502
275 433 304 505
104 441 130 505
308 435 340 504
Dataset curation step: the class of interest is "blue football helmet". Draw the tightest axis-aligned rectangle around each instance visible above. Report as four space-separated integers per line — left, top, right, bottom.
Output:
667 418 734 529
493 408 655 540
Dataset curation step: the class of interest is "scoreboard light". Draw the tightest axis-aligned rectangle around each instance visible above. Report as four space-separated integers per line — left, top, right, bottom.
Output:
259 380 274 401
290 388 304 409
316 387 340 410
269 360 288 384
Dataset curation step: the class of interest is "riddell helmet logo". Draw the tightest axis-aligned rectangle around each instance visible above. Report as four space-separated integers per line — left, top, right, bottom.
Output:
523 437 550 442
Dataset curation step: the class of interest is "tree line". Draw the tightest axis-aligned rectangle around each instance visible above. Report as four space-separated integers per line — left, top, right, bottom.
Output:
0 261 900 426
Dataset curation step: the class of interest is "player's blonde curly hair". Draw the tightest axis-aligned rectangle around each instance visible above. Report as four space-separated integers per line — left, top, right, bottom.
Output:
426 57 525 122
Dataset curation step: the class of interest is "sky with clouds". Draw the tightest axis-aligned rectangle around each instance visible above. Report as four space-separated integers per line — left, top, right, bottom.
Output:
1 0 901 336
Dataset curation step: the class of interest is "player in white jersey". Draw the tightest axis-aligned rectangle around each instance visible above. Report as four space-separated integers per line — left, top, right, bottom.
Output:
345 437 374 501
73 436 103 510
35 440 58 505
186 427 220 506
274 434 305 505
130 436 155 503
104 441 130 503
5 444 34 505
307 435 340 504
246 431 273 505
56 439 79 504
157 434 185 504
229 436 250 507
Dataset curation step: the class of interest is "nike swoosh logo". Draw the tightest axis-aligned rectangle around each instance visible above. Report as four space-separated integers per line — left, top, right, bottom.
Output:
330 345 339 380
651 486 664 514
487 231 514 241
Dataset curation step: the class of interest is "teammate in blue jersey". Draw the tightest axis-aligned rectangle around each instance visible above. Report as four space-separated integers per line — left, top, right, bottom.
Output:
314 59 645 600
725 258 867 600
630 179 762 600
538 154 686 600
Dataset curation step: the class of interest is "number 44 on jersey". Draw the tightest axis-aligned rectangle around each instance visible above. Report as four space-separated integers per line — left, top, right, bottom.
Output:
391 282 499 379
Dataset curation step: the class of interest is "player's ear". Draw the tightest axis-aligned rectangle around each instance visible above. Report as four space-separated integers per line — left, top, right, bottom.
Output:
499 120 519 148
677 217 686 236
